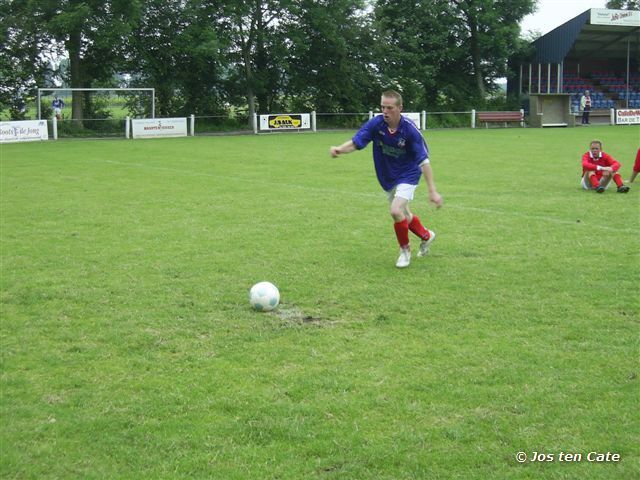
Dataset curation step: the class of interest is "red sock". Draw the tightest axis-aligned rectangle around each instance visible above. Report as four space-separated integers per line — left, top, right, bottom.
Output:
408 215 430 240
613 173 623 187
393 220 410 248
589 174 599 188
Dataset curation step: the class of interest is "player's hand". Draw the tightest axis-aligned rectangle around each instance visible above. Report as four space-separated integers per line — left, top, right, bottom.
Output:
430 191 443 208
329 146 340 158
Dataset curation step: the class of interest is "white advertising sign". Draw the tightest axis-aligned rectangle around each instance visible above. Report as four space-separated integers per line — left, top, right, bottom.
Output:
590 9 640 26
0 120 49 143
616 109 640 125
131 118 188 139
259 114 311 131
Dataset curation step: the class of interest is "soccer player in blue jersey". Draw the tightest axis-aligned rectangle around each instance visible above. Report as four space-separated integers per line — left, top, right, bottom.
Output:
52 95 65 120
329 90 443 268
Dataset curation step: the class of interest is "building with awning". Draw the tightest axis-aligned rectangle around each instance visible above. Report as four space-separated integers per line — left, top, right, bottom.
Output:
516 8 640 114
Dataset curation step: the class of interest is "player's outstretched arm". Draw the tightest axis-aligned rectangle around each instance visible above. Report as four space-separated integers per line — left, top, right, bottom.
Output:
329 140 356 158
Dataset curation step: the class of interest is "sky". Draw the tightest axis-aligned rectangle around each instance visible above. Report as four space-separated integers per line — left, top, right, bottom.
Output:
520 0 609 36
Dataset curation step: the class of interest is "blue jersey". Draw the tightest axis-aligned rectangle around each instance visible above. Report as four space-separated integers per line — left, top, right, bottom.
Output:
52 98 64 109
352 115 429 191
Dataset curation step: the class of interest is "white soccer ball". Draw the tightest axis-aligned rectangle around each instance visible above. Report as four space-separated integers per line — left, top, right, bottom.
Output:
249 281 280 312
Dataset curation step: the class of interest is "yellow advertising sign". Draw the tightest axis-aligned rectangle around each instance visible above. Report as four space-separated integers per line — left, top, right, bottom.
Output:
268 115 302 129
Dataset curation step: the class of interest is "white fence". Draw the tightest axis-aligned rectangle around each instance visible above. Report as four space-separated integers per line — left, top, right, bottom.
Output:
6 108 636 142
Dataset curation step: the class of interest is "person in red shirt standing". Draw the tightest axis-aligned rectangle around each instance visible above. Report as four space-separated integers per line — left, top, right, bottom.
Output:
628 147 640 184
581 140 630 193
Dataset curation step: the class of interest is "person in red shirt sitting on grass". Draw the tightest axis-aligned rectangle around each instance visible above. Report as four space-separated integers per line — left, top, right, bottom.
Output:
581 139 630 193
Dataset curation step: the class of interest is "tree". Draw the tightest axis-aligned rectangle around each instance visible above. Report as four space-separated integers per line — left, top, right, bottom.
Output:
212 1 285 120
2 0 544 122
606 0 640 9
284 0 378 113
449 0 536 103
21 0 142 123
374 0 534 109
177 2 227 116
125 0 227 117
373 0 471 109
0 0 57 119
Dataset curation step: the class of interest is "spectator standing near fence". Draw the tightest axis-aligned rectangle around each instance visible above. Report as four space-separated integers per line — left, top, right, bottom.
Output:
581 140 630 193
628 148 640 183
329 90 443 268
580 90 592 125
52 95 65 120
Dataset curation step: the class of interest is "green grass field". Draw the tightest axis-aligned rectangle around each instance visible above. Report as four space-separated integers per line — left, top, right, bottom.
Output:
1 126 639 479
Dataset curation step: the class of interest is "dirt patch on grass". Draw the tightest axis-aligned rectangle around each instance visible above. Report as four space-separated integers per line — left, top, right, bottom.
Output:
270 304 333 327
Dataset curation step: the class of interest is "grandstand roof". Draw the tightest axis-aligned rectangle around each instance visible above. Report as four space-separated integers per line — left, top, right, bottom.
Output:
530 8 640 64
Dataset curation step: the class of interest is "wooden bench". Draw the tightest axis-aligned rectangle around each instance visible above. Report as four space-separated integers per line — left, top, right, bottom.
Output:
477 111 524 128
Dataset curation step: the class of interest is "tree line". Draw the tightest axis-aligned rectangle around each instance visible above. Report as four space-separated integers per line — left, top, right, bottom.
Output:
1 0 636 121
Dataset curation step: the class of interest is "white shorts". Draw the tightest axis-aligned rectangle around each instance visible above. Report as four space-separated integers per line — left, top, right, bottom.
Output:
580 175 590 190
54 108 61 116
581 173 612 190
386 183 418 202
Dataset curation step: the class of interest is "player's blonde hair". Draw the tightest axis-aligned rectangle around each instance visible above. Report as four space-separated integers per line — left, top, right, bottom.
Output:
590 139 603 148
382 90 403 107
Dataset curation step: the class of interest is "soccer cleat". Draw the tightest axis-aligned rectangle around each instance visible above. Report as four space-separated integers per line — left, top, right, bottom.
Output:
417 230 436 257
596 186 606 193
617 185 630 193
396 247 411 268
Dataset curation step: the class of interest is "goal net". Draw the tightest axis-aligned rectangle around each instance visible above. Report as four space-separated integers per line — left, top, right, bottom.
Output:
37 88 155 137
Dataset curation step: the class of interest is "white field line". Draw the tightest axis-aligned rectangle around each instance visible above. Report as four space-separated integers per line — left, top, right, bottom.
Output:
445 205 639 234
104 160 639 235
